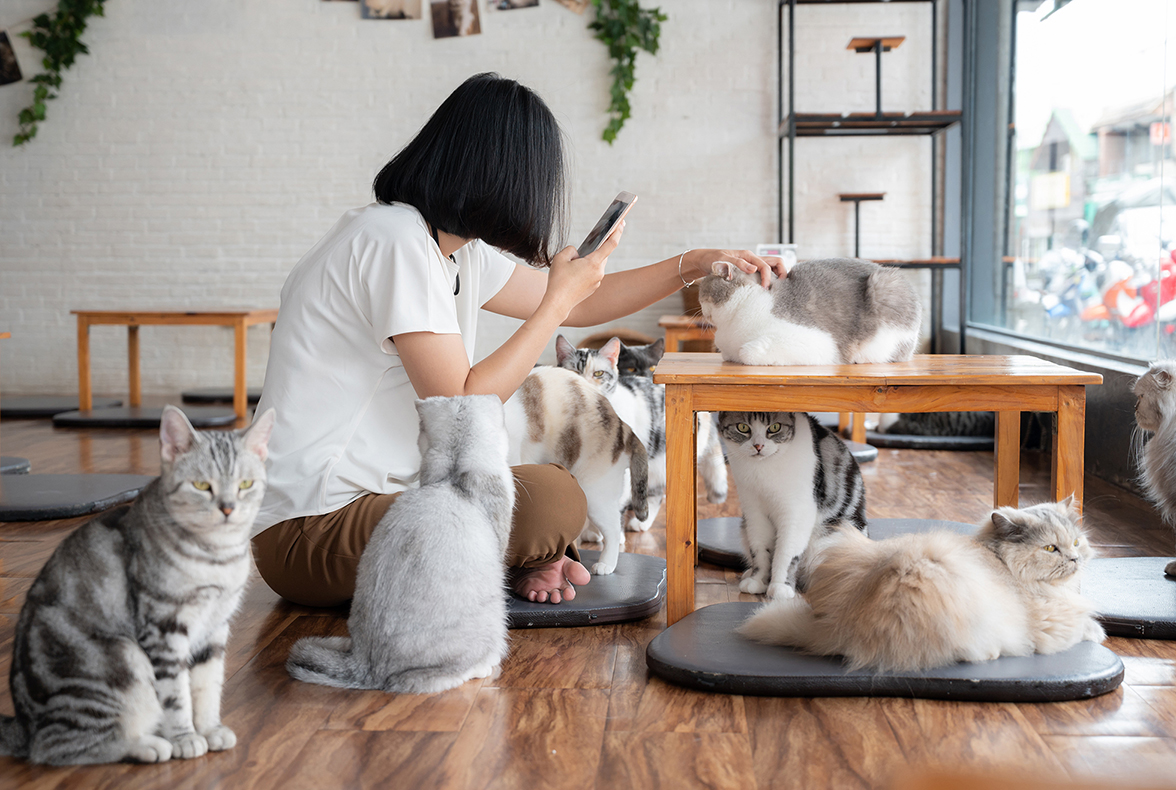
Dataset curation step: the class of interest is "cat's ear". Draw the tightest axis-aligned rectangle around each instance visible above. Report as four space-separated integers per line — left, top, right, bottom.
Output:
243 408 276 462
1057 494 1081 520
648 338 665 364
555 335 576 366
160 405 199 464
1156 367 1174 389
600 337 621 367
988 510 1025 542
711 261 737 280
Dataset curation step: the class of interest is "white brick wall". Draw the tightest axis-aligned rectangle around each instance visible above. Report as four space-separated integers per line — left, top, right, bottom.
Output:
0 0 939 396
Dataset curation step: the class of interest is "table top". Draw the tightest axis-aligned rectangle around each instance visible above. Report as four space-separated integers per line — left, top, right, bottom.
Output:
653 353 1104 387
873 257 961 268
658 315 714 329
72 309 279 323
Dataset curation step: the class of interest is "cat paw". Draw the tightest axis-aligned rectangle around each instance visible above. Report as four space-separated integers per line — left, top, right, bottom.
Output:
580 527 603 544
127 735 173 763
1084 619 1107 643
706 488 728 504
738 339 776 366
625 515 654 533
739 577 768 595
590 560 616 576
1165 559 1176 577
169 731 209 760
203 725 237 752
766 582 796 601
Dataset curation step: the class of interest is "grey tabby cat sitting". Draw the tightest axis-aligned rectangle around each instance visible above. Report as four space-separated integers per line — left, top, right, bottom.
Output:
0 405 275 765
1133 361 1176 576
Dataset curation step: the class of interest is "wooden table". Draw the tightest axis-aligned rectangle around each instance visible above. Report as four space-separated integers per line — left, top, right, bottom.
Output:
73 309 278 420
653 352 1103 625
658 315 714 353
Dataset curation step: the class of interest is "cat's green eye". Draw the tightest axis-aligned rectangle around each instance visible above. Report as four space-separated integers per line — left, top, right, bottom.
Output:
239 480 254 490
768 423 783 433
737 423 751 433
1073 538 1080 547
593 371 605 378
192 481 212 492
1044 544 1057 552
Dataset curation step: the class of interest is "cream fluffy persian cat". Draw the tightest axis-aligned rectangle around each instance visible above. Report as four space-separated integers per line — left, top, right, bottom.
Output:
738 499 1106 671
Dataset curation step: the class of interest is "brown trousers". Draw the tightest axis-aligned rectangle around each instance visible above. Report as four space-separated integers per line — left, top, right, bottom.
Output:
252 464 586 607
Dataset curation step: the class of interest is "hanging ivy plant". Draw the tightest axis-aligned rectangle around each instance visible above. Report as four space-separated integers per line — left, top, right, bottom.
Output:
12 0 108 147
588 0 666 145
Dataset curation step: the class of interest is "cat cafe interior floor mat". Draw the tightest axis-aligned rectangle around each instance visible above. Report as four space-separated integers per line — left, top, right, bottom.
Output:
0 395 122 419
646 601 1124 702
862 429 995 452
181 387 263 405
52 405 238 429
507 550 665 629
1083 557 1176 640
0 456 30 475
0 473 154 521
697 517 977 569
845 440 877 464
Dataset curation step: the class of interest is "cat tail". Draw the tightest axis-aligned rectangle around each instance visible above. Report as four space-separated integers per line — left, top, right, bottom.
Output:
625 426 649 522
0 715 29 758
737 598 838 655
286 636 373 690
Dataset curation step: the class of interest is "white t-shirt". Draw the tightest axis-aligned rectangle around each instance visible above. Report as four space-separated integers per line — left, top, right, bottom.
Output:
252 202 517 536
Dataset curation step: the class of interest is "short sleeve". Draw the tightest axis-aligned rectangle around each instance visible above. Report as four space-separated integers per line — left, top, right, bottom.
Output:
353 220 462 355
476 243 521 307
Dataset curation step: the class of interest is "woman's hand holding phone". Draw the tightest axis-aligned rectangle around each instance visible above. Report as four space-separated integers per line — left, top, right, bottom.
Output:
544 219 624 320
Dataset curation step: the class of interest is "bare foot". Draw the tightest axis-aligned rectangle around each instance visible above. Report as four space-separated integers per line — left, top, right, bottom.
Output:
510 556 591 604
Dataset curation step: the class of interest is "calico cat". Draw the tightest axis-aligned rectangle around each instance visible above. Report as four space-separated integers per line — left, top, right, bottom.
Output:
556 336 727 530
0 405 275 765
287 395 514 693
503 366 649 575
698 258 921 366
718 411 866 600
738 499 1105 671
1132 361 1176 575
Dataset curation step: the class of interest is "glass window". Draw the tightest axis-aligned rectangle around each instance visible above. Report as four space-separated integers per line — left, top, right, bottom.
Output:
997 0 1175 361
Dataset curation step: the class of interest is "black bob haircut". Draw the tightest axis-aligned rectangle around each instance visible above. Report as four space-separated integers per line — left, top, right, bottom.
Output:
373 73 567 267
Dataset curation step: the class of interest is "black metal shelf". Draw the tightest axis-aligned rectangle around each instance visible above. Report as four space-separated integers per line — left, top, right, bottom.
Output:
778 110 962 138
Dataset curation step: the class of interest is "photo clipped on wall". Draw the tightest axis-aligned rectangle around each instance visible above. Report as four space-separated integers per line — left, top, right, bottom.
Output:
361 0 423 19
553 0 588 12
487 0 540 10
0 31 22 86
431 0 481 37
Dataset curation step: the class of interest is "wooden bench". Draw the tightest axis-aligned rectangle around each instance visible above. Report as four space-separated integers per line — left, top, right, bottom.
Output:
653 352 1103 625
73 309 278 420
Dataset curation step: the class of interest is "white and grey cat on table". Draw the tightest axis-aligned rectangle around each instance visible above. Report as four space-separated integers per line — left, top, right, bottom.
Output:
718 411 867 600
698 257 922 366
739 499 1105 671
556 335 727 533
288 395 516 694
1133 361 1176 576
0 406 275 765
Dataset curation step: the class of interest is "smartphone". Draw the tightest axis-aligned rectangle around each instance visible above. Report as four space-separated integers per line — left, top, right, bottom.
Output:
576 191 637 257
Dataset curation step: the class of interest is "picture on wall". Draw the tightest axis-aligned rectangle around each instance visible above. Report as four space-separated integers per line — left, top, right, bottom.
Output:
0 31 22 86
487 0 540 10
552 0 588 12
361 0 422 19
431 0 481 37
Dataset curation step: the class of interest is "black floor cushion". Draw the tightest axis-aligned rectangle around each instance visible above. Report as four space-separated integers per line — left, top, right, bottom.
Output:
646 601 1124 701
52 406 238 429
0 474 154 521
0 396 122 419
864 429 994 451
845 440 877 464
181 387 263 405
508 550 665 628
0 457 31 475
1083 557 1176 640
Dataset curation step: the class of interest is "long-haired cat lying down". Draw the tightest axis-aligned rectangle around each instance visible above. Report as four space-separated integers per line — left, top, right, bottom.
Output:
698 257 922 366
738 499 1105 672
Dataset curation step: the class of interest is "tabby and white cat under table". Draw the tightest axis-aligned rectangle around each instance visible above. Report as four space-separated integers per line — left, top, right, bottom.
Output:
653 352 1103 626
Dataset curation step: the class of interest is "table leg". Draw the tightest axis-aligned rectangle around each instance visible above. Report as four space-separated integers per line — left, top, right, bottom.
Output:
664 328 684 353
994 411 1020 508
838 412 851 434
850 413 866 444
665 384 697 625
234 319 248 421
1053 385 1086 512
127 325 141 408
77 316 92 411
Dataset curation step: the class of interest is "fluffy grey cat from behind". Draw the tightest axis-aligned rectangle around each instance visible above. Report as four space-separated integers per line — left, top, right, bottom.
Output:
1 405 275 765
739 499 1105 671
698 257 921 366
1133 361 1176 575
287 394 515 693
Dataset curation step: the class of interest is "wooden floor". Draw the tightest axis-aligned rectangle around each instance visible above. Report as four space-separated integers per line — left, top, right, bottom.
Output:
3 410 1176 789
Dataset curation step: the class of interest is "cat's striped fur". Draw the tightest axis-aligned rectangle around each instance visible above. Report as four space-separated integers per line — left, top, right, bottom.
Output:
718 411 866 600
0 406 274 765
504 366 648 575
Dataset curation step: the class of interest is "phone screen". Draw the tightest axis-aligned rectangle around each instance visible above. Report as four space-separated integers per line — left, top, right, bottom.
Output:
576 192 636 257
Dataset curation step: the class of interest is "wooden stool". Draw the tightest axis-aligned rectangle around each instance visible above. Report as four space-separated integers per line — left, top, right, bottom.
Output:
653 353 1103 625
658 315 714 353
73 309 278 420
